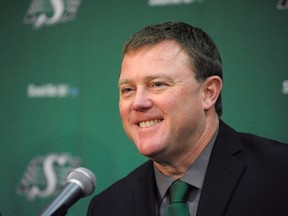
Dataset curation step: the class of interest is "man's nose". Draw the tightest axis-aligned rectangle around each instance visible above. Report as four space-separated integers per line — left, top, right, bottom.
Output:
132 89 153 111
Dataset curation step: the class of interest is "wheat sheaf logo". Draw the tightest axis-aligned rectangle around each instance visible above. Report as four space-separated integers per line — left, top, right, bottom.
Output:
17 153 80 200
23 0 82 29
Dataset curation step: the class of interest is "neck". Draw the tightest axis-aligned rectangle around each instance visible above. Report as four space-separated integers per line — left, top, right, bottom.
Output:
154 116 219 179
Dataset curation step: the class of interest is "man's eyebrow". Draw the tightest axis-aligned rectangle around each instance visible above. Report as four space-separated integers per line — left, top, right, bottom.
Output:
118 79 130 86
118 74 174 86
143 74 174 83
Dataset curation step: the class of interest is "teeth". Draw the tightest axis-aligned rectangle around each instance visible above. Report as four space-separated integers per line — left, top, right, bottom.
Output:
139 119 162 128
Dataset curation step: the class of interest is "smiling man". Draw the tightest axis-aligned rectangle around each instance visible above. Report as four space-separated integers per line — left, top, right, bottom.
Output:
118 39 221 179
87 22 288 216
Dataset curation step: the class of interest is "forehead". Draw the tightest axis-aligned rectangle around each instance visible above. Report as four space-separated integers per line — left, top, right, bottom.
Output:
119 41 193 80
124 40 186 61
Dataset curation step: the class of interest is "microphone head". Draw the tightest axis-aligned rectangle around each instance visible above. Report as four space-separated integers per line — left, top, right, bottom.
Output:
67 167 96 197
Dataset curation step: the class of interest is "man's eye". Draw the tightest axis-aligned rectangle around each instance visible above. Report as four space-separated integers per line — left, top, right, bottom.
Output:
120 87 134 95
151 82 166 88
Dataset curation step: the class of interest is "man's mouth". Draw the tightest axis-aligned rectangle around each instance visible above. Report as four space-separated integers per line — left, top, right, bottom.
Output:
138 119 162 128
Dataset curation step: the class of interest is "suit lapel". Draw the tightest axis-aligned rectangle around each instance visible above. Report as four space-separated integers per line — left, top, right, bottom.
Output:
128 122 246 216
196 121 245 216
132 161 157 216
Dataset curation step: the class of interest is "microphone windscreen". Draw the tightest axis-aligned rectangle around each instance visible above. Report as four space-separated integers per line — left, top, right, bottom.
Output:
67 167 96 197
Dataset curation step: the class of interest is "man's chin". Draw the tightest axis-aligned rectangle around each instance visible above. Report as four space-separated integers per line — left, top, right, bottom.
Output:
137 145 161 158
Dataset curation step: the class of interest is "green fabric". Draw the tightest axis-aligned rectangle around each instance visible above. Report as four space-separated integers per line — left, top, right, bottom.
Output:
165 181 191 216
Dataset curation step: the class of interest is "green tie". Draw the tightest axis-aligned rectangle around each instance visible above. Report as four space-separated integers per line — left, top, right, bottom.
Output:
165 181 191 216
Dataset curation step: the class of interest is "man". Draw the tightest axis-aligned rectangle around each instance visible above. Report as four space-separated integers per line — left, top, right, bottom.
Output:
87 22 288 216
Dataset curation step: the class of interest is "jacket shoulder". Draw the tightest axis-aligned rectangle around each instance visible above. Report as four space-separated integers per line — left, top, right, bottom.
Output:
87 160 154 215
93 160 152 197
238 132 288 163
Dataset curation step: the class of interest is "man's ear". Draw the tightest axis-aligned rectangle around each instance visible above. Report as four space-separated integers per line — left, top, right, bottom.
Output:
202 76 222 111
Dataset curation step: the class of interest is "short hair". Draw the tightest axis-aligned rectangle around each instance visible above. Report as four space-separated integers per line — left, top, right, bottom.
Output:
123 22 223 116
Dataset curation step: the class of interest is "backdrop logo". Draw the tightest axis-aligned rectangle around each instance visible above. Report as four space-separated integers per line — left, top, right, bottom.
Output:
282 80 288 94
277 0 288 10
17 153 80 200
148 0 204 6
23 0 82 29
27 83 79 98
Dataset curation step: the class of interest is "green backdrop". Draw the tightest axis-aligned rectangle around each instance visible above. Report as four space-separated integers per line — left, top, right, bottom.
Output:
1 0 287 215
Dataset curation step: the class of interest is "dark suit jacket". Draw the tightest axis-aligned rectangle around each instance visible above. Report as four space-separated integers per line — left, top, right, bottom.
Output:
87 121 288 216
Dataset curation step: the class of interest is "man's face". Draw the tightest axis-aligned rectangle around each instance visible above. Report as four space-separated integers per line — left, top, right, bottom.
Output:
118 40 207 162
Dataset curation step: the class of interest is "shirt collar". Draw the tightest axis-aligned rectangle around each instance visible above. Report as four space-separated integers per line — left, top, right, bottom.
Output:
154 128 218 199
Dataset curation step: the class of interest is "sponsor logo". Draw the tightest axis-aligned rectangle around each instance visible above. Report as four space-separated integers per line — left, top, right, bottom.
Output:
148 0 204 6
277 0 288 10
27 83 79 98
23 0 82 29
282 80 288 94
17 153 81 200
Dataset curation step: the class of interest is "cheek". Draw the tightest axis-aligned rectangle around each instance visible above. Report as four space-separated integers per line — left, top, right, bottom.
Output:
161 91 192 110
119 103 131 136
119 107 125 120
154 96 176 114
119 100 129 120
171 91 203 118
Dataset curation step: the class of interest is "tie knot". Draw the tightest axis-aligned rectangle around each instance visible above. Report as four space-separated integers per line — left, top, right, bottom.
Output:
168 181 191 204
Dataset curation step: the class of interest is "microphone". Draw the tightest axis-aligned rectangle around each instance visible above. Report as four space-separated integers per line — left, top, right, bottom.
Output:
38 167 96 216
